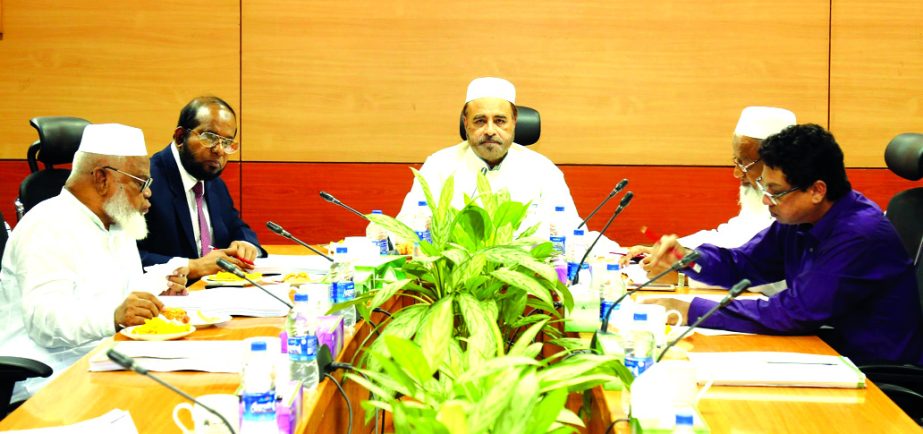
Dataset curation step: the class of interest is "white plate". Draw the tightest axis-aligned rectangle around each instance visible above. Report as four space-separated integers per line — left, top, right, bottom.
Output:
189 310 232 328
119 325 196 341
202 274 249 287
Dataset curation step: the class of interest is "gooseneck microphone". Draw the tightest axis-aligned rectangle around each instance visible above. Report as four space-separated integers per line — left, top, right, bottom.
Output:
217 258 293 309
654 278 751 362
319 191 368 221
599 250 702 332
571 191 634 285
265 221 333 262
577 178 628 230
106 349 236 434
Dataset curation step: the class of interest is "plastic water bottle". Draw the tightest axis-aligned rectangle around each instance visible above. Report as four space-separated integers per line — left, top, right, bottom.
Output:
275 331 291 394
599 263 626 332
330 246 356 332
566 229 586 282
412 201 432 257
673 408 695 433
366 210 389 255
286 292 319 392
624 312 655 377
241 340 276 433
548 205 567 255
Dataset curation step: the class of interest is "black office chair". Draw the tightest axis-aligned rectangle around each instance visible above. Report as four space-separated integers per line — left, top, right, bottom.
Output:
16 116 90 220
859 132 923 426
459 105 541 146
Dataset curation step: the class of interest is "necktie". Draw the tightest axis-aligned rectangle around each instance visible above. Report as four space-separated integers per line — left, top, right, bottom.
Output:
192 181 212 257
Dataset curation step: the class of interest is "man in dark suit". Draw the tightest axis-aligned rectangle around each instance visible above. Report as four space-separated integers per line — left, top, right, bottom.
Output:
139 96 265 279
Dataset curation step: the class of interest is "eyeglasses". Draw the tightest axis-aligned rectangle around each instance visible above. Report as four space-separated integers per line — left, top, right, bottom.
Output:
103 166 153 192
732 157 761 174
755 176 800 205
185 128 239 154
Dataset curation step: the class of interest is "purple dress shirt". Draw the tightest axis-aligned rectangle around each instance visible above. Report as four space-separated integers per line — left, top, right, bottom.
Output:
686 190 923 365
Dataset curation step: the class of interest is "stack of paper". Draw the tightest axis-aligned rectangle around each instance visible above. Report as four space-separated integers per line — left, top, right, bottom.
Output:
0 409 138 433
254 254 330 275
687 351 866 388
161 285 292 317
89 341 245 373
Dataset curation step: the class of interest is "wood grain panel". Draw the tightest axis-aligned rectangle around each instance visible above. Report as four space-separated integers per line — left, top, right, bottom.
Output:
0 0 241 159
831 0 923 167
241 0 829 165
236 162 916 248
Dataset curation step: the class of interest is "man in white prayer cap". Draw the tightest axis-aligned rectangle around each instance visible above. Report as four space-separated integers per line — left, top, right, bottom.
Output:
624 106 795 295
0 123 188 404
396 77 616 253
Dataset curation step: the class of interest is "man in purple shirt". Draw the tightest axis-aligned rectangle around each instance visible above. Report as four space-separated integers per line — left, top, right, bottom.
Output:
645 124 923 365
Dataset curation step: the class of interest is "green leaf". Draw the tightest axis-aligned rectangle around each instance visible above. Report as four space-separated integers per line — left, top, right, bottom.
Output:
411 167 437 219
369 278 412 310
555 408 585 428
456 293 502 363
509 320 548 357
491 268 554 307
526 388 568 434
414 296 454 375
383 336 433 387
367 212 419 247
436 400 470 434
495 372 539 434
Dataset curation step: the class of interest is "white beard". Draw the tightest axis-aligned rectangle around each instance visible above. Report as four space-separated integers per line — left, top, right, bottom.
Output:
103 189 149 240
738 185 769 217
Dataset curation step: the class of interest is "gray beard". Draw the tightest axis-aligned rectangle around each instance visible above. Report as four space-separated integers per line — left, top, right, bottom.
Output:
739 185 769 217
103 189 149 240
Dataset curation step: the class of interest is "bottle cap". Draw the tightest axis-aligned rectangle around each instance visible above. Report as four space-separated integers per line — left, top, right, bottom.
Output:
573 229 584 236
633 312 648 321
250 340 267 352
607 263 620 271
372 209 383 214
336 246 348 254
417 201 427 206
294 292 308 302
554 206 565 212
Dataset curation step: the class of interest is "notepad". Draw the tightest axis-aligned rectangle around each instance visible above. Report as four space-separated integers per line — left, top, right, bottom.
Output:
687 351 866 389
253 254 331 275
89 341 245 373
161 284 292 317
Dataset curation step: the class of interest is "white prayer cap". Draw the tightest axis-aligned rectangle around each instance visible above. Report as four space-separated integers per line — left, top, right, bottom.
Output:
734 106 797 140
465 77 516 104
77 123 147 156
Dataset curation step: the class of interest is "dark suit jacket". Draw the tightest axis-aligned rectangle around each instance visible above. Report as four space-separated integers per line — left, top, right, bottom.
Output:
139 144 265 267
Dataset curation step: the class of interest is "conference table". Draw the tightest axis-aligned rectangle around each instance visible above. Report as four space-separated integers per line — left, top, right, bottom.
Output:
0 247 920 433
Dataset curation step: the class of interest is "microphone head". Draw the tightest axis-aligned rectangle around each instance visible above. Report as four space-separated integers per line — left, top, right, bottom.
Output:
619 191 634 206
265 221 285 235
613 178 628 194
729 278 752 297
319 191 336 203
216 258 244 277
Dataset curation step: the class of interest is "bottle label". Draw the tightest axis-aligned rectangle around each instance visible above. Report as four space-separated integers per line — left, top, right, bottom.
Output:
566 261 579 281
331 281 355 302
415 229 432 243
372 238 388 255
288 335 318 362
624 355 654 377
550 236 566 254
242 390 276 421
600 300 618 323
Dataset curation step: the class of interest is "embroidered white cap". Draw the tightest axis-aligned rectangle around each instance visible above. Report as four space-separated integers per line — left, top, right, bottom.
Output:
77 123 147 156
734 106 797 140
465 77 516 104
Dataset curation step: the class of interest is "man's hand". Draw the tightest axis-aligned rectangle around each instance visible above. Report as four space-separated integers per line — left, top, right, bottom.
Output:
644 235 692 275
161 266 189 296
619 244 653 268
114 292 164 329
641 298 691 326
188 249 248 279
228 240 259 264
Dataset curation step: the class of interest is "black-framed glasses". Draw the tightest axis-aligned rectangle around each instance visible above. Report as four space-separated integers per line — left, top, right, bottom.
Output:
103 166 153 192
732 157 761 174
755 175 800 205
185 128 239 154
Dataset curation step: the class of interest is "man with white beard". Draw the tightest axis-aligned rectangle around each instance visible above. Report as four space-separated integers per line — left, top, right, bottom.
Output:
0 123 187 404
626 106 795 295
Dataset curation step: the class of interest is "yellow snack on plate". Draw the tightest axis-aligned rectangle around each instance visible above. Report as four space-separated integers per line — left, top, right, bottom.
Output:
283 272 312 285
132 317 192 335
212 271 262 282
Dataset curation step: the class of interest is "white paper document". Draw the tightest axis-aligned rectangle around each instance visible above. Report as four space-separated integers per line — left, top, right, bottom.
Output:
161 284 292 317
0 409 138 433
254 254 330 275
687 351 866 389
88 341 245 373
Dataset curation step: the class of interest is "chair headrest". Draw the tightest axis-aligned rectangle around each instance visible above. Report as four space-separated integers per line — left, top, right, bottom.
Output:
29 116 91 166
459 105 541 146
885 133 923 181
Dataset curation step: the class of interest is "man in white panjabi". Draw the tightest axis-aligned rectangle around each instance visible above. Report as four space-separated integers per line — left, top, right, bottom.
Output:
0 124 188 404
397 77 618 252
627 106 796 295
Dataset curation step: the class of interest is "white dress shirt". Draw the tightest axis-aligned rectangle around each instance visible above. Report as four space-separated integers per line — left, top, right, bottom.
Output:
397 141 618 251
0 190 146 401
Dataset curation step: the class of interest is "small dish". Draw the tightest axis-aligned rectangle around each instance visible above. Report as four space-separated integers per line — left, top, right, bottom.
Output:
202 274 249 287
189 310 232 328
119 325 196 341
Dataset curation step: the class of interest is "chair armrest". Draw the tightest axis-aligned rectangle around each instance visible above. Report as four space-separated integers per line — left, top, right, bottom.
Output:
0 357 52 381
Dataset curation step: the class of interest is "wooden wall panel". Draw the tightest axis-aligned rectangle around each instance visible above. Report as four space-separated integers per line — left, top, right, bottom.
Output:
241 0 829 166
0 0 240 159
236 162 915 248
830 0 923 167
